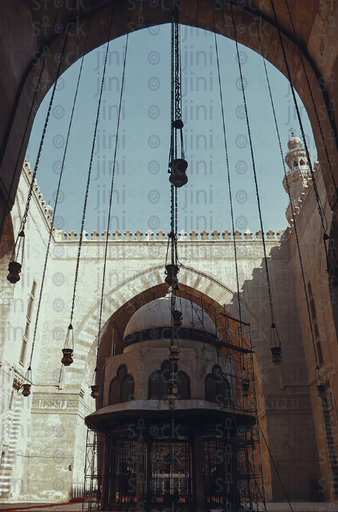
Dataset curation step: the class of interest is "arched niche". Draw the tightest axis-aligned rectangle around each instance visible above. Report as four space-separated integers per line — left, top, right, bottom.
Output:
75 264 268 404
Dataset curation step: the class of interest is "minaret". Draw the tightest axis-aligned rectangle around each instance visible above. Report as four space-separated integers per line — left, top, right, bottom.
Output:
283 130 312 223
283 130 312 201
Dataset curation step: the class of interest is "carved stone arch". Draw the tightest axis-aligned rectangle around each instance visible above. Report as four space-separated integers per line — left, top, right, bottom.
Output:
77 264 268 408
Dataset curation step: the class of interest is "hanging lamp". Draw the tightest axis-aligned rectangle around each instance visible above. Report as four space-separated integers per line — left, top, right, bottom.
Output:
7 230 25 283
19 1 81 396
270 323 282 365
91 367 100 398
7 1 76 286
0 5 62 244
61 7 116 369
229 2 283 367
22 366 32 397
168 1 188 190
61 324 74 366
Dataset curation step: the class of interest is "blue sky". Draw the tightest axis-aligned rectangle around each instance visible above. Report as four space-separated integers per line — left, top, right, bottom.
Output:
26 24 316 237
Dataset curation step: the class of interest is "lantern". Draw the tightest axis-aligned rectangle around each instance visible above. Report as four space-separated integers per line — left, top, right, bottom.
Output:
61 324 74 366
270 346 283 365
7 230 25 284
169 159 188 188
165 263 179 288
22 366 32 397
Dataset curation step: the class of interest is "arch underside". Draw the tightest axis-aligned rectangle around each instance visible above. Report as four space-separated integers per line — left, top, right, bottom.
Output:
1 0 338 235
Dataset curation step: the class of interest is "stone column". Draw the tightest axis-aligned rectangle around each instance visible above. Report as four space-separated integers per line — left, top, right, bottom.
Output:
192 428 205 511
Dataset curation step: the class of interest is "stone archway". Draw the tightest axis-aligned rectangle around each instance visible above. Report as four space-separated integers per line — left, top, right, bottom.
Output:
1 0 338 236
74 264 268 385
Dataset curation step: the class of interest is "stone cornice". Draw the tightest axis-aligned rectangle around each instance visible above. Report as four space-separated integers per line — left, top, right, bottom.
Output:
54 228 289 242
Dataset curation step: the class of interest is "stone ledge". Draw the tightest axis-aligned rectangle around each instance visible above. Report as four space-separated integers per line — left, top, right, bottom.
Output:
54 228 288 242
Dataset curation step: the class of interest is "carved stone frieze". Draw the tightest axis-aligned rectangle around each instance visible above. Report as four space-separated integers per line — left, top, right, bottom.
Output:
265 393 311 412
31 393 79 412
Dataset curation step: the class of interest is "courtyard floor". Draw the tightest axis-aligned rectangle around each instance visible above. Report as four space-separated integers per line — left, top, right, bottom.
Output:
0 503 337 512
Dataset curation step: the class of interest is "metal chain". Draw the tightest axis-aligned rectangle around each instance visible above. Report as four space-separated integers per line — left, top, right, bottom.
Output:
13 1 76 259
213 5 242 324
170 0 182 350
229 2 277 334
256 23 318 366
269 0 330 272
2 7 61 242
28 14 92 372
95 32 129 370
175 186 180 264
170 4 176 272
69 5 115 325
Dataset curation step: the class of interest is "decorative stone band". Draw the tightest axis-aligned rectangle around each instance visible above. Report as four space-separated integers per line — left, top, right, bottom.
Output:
32 393 80 412
265 393 311 412
123 326 218 349
55 228 287 242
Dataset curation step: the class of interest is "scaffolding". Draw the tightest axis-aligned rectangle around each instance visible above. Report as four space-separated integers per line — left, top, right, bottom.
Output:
82 428 104 511
191 297 267 511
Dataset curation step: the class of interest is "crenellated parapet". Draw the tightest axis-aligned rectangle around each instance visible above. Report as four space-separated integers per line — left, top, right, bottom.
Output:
22 158 55 227
20 158 288 245
55 227 288 242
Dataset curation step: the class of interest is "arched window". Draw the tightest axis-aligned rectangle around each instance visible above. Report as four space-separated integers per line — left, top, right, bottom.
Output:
149 360 190 401
205 365 232 407
109 364 134 405
205 374 217 402
121 374 134 402
110 379 121 405
177 371 190 399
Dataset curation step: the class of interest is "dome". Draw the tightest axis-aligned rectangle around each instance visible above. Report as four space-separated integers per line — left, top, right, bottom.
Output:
287 136 302 151
124 296 216 339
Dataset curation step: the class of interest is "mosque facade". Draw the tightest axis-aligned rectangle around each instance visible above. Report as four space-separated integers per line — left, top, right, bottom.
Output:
0 135 337 507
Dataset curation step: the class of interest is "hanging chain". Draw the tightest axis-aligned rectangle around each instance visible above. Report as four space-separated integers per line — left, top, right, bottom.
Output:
95 33 129 371
269 0 330 273
229 2 278 340
1 7 61 241
175 187 179 264
213 4 242 325
256 22 318 366
170 4 176 271
27 15 92 373
69 7 115 326
169 0 182 349
12 1 77 265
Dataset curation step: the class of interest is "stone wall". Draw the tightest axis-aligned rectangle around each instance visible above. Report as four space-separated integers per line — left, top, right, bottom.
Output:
0 160 321 501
